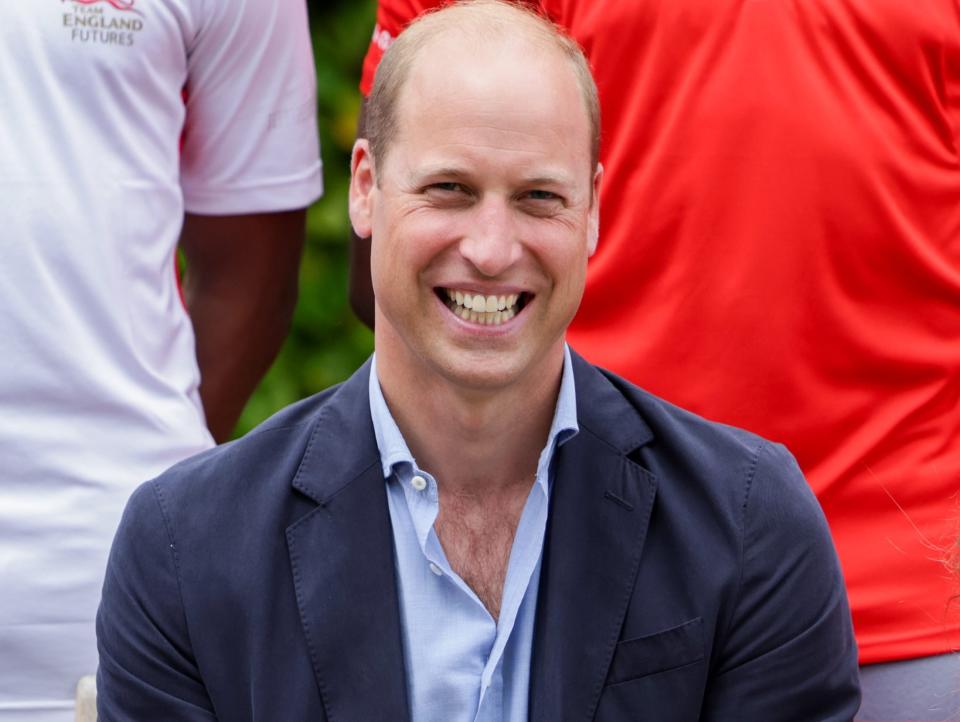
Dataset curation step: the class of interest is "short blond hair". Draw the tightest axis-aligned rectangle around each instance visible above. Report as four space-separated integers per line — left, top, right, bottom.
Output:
365 0 601 170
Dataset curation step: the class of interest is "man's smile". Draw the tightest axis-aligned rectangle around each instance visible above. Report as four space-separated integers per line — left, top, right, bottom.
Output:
438 287 530 326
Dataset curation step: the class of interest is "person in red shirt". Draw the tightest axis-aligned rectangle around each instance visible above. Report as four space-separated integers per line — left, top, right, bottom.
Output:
350 1 960 719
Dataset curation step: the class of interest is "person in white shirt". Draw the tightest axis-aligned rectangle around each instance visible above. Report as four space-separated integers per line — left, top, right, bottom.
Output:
0 0 322 718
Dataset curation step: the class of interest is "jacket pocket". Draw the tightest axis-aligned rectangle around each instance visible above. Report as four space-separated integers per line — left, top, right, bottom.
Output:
606 617 704 685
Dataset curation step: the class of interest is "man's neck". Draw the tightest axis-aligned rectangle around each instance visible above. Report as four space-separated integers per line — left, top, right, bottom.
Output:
375 348 563 496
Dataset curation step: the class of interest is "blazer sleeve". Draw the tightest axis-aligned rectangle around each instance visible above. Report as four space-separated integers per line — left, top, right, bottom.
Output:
702 442 861 721
96 481 217 721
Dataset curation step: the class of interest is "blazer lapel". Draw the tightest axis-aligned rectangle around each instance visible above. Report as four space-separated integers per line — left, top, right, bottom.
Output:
530 354 658 722
286 360 411 722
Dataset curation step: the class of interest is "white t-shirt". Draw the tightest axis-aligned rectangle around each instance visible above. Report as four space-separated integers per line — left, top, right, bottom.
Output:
0 0 322 717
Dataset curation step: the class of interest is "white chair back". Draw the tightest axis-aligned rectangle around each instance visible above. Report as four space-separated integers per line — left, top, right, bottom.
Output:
75 675 97 722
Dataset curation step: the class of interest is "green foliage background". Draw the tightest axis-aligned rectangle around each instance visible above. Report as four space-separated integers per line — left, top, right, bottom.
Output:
235 0 378 435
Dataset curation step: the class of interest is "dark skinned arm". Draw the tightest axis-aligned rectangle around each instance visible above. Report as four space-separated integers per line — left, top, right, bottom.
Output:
349 230 375 330
348 100 377 329
179 210 306 442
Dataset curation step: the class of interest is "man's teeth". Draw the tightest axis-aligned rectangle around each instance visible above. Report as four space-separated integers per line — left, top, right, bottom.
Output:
444 289 521 325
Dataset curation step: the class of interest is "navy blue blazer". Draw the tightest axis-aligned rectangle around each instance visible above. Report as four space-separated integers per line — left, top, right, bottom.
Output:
97 353 860 721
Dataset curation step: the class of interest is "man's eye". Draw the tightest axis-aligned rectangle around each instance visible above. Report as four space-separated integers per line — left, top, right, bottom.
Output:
428 182 466 193
526 190 560 201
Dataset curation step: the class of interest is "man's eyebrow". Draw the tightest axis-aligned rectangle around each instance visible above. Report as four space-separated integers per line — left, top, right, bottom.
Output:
412 166 474 181
520 174 574 187
409 167 577 189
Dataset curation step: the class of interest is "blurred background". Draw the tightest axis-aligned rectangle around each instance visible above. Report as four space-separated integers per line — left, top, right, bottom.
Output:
235 0 378 435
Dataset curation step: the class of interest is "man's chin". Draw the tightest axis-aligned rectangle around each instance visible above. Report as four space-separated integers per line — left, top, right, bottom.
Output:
423 343 565 398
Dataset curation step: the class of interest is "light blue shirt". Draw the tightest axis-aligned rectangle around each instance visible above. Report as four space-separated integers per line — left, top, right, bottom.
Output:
368 348 578 722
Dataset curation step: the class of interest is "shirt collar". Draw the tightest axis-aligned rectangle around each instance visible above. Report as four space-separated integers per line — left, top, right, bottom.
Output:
369 346 579 482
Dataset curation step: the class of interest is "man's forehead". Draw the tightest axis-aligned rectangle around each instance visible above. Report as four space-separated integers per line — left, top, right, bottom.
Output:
389 114 592 190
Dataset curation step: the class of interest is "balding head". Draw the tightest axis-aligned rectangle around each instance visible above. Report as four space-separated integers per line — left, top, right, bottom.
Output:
365 0 600 172
348 0 602 396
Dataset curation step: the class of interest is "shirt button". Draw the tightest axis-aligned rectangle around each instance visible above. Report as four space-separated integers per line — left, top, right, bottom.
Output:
429 563 443 576
411 475 427 492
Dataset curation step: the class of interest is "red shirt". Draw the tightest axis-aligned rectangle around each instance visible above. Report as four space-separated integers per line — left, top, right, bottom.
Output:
361 0 960 664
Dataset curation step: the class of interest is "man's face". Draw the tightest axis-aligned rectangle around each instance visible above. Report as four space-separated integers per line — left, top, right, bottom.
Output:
351 35 601 394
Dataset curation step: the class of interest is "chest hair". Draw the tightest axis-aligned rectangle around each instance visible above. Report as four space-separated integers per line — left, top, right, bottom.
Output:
434 483 532 621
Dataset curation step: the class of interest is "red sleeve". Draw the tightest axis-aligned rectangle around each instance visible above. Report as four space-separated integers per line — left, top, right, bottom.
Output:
359 0 450 96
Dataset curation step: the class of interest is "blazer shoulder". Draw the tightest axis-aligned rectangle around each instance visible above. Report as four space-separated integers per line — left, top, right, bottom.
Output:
579 360 813 520
145 359 377 514
161 385 334 485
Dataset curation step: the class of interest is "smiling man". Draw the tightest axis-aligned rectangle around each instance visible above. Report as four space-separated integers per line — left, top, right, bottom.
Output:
95 2 859 720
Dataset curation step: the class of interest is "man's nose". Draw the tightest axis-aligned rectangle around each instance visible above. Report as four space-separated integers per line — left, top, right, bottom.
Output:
458 198 523 277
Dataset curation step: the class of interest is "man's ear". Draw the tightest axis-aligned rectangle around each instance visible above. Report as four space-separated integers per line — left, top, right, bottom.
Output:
587 162 603 256
349 139 377 239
